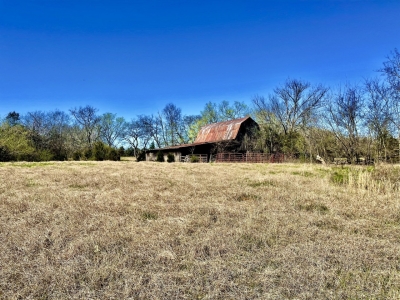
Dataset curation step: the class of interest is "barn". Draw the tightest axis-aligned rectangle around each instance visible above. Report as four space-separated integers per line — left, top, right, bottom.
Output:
145 116 259 162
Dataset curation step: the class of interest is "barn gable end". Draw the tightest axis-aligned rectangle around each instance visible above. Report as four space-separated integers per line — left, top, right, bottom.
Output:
145 117 258 162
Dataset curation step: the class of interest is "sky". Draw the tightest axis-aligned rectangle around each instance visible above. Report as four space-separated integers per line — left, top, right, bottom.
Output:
1 0 400 120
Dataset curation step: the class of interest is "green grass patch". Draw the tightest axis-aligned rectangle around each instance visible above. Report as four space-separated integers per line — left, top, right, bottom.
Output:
25 179 38 187
69 184 88 189
77 162 96 167
296 202 329 214
141 211 158 220
248 180 276 188
233 193 260 202
291 171 314 177
11 162 56 168
237 233 268 252
330 167 350 185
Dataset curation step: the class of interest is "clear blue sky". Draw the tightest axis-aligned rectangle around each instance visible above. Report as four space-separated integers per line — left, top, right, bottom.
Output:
1 0 399 120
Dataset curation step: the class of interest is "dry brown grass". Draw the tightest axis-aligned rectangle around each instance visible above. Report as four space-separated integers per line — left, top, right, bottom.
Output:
0 161 399 299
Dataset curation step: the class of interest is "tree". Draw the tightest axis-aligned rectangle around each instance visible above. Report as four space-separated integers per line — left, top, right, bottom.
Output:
0 122 51 161
123 119 152 158
181 115 201 143
162 103 182 146
218 100 250 121
99 113 126 147
252 100 282 153
21 110 71 160
188 100 250 142
69 105 100 149
46 110 71 160
380 48 400 95
5 111 20 126
254 79 328 136
136 114 162 149
364 78 394 161
253 79 328 157
325 84 365 162
379 49 400 162
22 111 49 151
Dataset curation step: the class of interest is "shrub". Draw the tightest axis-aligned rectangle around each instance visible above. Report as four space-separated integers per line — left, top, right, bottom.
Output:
125 147 135 156
72 151 81 161
93 142 107 161
156 151 164 162
190 155 199 163
34 150 54 162
118 146 125 157
51 150 68 161
167 153 175 163
83 148 93 160
136 150 146 162
106 148 120 161
331 167 350 185
0 145 13 162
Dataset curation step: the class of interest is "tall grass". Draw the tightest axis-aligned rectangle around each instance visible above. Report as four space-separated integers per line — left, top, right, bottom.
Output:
330 165 400 194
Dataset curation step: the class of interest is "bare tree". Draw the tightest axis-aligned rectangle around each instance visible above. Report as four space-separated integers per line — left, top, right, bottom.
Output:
380 48 400 162
136 115 164 149
23 111 49 151
266 79 328 135
325 85 365 162
380 48 400 94
123 119 143 158
22 110 71 159
69 105 100 148
364 78 393 160
253 80 328 157
136 115 161 149
162 103 182 146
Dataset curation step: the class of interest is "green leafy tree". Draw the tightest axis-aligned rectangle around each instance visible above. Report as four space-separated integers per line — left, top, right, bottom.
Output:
188 100 250 142
99 113 126 147
5 111 20 126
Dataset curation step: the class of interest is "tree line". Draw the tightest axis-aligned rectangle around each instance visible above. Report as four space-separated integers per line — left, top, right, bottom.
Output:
1 49 399 163
0 99 252 162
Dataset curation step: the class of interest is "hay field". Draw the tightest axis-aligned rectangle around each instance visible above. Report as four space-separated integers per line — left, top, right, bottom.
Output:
0 161 399 299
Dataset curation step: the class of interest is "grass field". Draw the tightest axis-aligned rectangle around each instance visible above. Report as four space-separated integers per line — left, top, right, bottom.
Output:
0 161 399 299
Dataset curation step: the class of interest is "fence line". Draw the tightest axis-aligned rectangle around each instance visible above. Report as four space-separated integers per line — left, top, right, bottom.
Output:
180 154 208 163
215 153 284 163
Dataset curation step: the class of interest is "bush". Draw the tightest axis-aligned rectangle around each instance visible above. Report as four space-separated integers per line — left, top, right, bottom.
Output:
107 148 120 161
125 147 135 156
118 146 125 157
156 151 164 162
83 148 93 160
190 155 199 163
93 142 107 161
0 145 13 162
167 153 175 163
136 150 146 162
51 150 68 161
72 151 81 161
331 167 350 185
33 150 54 162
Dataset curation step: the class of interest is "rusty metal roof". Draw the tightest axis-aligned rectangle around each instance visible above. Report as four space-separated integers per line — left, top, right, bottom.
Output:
146 117 254 152
194 116 250 143
148 141 212 152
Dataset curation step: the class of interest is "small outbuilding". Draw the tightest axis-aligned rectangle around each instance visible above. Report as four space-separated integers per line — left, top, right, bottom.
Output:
146 116 259 162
